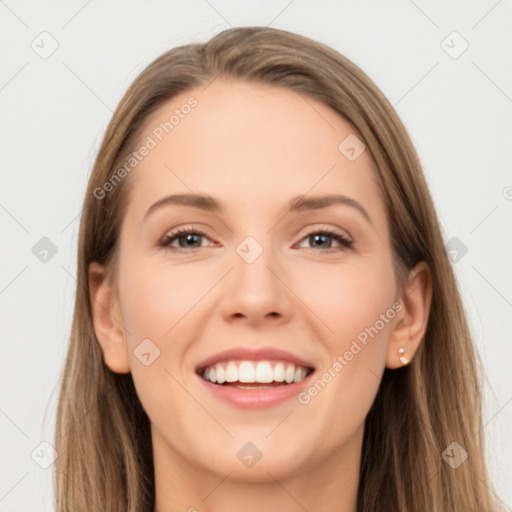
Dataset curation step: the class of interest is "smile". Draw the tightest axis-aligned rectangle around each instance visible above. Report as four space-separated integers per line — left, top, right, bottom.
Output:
199 360 314 386
195 349 317 409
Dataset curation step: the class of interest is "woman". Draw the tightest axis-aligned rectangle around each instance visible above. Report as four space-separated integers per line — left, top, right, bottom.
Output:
54 26 502 511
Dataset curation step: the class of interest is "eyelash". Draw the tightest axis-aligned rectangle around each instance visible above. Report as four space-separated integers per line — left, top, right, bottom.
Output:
160 227 353 253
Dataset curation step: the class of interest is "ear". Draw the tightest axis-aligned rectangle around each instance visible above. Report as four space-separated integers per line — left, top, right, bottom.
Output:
89 261 131 374
386 261 433 369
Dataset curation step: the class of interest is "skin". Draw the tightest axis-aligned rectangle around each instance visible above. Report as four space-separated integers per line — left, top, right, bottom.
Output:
89 79 432 512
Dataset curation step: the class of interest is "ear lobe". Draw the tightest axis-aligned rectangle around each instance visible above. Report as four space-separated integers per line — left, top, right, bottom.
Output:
89 261 131 374
385 261 433 369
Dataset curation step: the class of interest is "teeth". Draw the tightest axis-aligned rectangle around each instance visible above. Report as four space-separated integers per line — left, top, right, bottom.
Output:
294 367 307 383
238 361 256 382
285 364 295 384
216 365 226 384
255 361 274 383
225 362 238 382
201 360 311 385
274 362 285 382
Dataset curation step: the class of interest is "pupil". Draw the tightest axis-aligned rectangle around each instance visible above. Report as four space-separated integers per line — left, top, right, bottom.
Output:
181 234 200 247
311 234 330 248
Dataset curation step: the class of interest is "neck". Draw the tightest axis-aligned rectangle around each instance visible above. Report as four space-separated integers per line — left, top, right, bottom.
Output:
152 424 362 512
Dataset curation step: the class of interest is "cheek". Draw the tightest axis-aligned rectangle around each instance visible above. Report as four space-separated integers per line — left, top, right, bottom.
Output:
116 256 206 422
118 252 213 339
295 258 396 343
293 258 396 419
294 263 395 421
117 253 217 395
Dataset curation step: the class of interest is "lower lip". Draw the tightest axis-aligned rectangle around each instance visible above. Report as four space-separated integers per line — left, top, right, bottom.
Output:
196 371 315 409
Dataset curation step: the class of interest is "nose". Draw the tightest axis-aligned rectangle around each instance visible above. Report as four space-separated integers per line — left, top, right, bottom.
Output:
220 241 293 326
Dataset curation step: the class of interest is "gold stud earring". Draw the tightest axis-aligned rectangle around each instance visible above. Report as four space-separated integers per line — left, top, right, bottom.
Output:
398 347 410 366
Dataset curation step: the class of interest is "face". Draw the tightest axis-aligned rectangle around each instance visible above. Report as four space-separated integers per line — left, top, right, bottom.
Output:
103 79 405 481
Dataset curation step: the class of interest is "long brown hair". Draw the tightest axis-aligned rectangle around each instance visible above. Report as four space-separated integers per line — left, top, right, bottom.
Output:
54 26 502 511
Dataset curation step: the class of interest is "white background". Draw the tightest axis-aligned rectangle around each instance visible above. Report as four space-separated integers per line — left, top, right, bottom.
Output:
1 1 511 510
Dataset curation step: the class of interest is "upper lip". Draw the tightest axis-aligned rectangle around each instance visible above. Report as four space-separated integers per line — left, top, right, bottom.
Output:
195 346 316 373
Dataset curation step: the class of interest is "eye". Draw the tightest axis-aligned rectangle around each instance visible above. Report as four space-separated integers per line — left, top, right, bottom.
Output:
160 228 214 251
160 226 353 253
297 228 353 253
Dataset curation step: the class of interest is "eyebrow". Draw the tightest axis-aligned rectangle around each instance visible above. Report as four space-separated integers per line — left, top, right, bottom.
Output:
143 193 373 225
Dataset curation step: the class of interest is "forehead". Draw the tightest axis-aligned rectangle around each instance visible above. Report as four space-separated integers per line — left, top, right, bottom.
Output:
123 79 385 227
